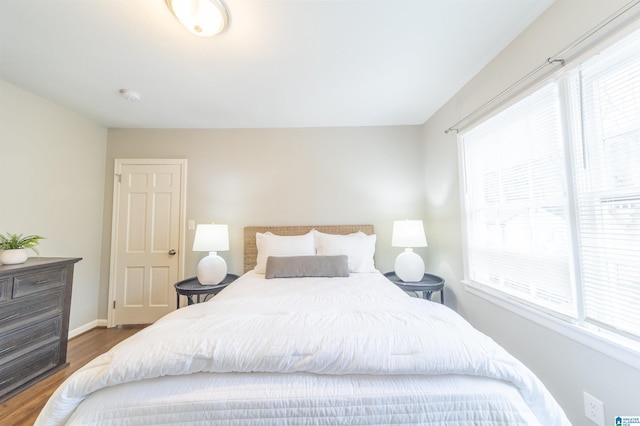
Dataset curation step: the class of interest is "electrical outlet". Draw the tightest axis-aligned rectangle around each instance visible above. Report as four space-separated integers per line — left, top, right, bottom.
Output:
188 220 195 230
584 391 605 426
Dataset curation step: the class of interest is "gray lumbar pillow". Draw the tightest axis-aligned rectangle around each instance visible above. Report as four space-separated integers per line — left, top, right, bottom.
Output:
265 255 350 279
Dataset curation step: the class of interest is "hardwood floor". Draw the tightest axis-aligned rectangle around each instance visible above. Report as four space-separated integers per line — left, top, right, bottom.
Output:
1 326 144 426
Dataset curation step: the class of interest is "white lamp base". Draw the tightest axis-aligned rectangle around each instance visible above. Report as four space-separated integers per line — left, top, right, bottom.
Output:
394 248 425 282
196 251 227 285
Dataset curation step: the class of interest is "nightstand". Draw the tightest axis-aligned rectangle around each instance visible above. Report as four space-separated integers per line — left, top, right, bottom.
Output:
384 271 445 304
174 274 239 308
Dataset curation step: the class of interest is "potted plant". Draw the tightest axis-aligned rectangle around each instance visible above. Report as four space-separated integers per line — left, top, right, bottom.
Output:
0 233 45 265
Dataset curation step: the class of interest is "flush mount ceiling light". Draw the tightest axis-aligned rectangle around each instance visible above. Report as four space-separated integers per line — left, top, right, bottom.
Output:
166 0 229 37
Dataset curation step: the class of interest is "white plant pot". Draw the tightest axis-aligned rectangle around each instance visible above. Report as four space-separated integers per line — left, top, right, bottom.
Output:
0 248 28 265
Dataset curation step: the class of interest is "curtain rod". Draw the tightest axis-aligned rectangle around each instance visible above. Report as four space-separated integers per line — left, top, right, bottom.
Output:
444 0 640 135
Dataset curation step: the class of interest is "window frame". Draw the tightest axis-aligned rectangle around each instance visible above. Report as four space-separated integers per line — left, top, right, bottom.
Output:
458 21 640 370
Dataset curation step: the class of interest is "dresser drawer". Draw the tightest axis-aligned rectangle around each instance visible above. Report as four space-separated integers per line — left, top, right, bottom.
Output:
0 342 60 399
13 267 66 298
0 288 64 334
0 278 8 303
0 316 61 363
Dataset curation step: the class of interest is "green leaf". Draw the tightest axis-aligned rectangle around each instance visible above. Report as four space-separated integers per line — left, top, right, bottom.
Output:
0 232 45 255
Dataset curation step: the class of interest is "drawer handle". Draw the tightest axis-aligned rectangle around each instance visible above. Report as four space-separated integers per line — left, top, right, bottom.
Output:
1 313 20 322
0 345 18 355
36 280 53 285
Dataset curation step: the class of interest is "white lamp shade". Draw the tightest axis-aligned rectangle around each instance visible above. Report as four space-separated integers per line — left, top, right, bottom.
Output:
193 224 229 285
392 220 428 248
193 224 229 252
166 0 229 37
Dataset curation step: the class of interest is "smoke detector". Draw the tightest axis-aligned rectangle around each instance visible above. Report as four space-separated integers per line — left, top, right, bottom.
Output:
119 89 141 101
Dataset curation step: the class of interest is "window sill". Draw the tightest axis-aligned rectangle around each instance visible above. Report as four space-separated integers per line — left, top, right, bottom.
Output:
464 280 640 371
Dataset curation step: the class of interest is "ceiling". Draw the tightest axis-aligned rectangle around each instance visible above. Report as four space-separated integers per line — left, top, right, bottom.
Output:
0 0 553 129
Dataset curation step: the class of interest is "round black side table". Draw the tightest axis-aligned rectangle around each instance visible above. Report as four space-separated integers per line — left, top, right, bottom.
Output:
384 271 445 304
174 274 239 308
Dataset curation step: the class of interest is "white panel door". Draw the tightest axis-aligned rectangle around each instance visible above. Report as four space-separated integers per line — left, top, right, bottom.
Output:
109 159 186 326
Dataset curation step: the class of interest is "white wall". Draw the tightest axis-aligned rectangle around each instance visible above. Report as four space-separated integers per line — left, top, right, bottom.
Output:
100 126 425 318
421 0 640 423
0 81 107 331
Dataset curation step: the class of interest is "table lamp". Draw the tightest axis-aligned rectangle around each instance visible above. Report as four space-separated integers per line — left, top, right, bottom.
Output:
392 220 428 282
192 223 229 285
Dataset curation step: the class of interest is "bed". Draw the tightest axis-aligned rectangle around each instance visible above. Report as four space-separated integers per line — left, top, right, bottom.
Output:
36 225 570 425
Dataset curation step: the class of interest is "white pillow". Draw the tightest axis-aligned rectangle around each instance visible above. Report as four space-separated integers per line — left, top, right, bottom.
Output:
254 231 316 274
312 230 364 251
313 231 377 273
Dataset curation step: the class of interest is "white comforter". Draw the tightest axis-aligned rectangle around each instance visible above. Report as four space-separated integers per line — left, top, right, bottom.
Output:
36 272 570 425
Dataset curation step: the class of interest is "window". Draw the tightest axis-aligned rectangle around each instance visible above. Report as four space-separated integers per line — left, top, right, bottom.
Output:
461 26 640 352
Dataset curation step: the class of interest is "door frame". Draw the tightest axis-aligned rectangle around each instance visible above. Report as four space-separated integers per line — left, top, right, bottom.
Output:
107 158 188 327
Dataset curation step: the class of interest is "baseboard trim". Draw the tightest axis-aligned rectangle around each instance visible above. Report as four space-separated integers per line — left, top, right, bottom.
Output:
69 319 108 339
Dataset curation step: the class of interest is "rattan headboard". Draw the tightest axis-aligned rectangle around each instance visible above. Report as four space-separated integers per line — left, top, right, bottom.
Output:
243 224 374 273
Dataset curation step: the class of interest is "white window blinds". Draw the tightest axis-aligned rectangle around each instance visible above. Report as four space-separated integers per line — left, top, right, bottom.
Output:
567 28 640 340
461 25 640 347
462 82 575 317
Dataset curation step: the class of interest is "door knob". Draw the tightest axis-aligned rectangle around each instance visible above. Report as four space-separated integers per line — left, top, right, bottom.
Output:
168 249 177 256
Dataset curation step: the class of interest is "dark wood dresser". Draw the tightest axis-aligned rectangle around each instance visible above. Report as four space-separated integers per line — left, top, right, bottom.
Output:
0 257 81 401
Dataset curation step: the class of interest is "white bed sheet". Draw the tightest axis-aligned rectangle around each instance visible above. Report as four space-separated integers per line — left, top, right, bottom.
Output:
36 272 570 425
67 373 537 425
